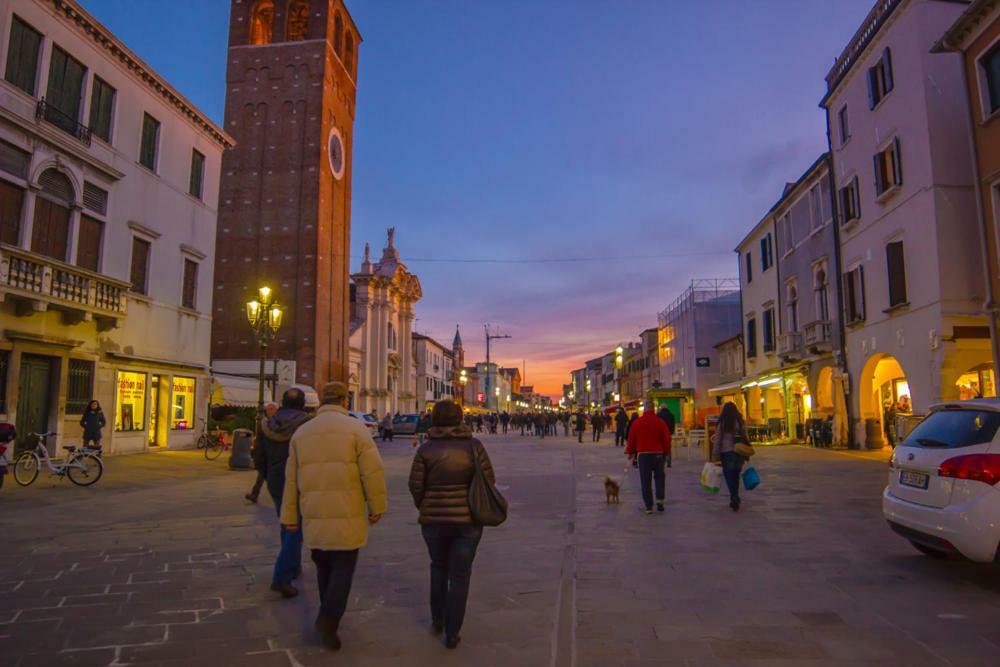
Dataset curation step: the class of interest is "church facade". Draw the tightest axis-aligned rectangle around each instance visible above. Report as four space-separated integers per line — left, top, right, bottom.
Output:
349 230 422 416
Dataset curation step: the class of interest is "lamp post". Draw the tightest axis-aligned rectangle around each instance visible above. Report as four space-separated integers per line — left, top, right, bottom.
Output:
246 286 283 440
615 345 624 408
459 369 468 408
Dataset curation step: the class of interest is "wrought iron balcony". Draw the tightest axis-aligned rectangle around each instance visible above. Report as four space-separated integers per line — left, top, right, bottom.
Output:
777 331 803 359
0 244 127 328
803 320 833 352
35 99 93 146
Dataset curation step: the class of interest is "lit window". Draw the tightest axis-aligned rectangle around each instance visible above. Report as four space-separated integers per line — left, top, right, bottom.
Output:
172 377 196 429
250 0 275 45
115 371 147 432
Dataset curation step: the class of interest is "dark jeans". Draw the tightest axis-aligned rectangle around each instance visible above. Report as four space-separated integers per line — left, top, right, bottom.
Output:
382 429 393 442
421 523 483 639
615 429 626 447
249 470 266 497
311 549 359 625
721 452 746 501
592 427 600 442
266 464 302 586
637 453 666 510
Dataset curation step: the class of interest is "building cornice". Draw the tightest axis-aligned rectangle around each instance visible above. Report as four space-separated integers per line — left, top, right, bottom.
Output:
45 0 234 149
932 0 999 51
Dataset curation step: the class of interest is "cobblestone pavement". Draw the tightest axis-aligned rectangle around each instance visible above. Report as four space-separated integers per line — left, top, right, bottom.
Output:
1 435 998 666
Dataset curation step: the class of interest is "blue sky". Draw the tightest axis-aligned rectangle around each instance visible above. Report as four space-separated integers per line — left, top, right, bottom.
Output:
80 0 876 395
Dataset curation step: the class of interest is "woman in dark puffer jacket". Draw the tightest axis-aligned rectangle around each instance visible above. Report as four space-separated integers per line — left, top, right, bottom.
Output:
408 400 496 649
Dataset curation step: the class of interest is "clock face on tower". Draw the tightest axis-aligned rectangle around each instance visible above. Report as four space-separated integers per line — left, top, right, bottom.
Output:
328 127 345 180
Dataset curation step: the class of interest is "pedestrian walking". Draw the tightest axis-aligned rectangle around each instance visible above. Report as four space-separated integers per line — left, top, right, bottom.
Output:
246 402 278 503
414 411 432 447
656 406 676 467
408 400 496 649
500 411 510 434
591 412 602 442
561 412 570 436
626 400 671 514
261 388 312 598
280 382 387 651
79 400 106 451
575 410 587 443
614 407 628 447
380 413 394 442
710 402 750 512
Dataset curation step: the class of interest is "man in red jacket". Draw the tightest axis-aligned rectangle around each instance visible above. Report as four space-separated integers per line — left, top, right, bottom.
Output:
626 401 672 514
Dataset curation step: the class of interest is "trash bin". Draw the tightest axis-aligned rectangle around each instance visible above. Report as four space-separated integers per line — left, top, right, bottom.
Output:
229 428 254 470
864 418 885 450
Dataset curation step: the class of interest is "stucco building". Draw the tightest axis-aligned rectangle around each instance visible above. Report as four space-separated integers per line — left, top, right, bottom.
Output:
211 0 360 390
349 229 422 416
821 0 989 447
413 332 454 412
0 0 231 454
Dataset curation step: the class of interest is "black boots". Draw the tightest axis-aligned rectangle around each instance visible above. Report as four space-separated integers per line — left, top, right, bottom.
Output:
315 616 342 650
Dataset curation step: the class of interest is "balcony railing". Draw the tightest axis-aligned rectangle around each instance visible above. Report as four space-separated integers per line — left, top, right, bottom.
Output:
1 244 127 321
35 99 92 146
803 320 833 350
777 331 803 358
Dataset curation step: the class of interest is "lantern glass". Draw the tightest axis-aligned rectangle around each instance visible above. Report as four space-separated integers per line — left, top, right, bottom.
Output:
258 286 272 305
268 305 283 331
246 300 261 325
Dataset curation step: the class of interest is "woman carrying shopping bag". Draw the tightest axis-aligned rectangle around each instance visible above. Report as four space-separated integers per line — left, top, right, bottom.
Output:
710 402 752 512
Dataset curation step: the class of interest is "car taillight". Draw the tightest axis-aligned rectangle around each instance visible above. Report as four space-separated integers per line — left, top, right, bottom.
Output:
938 454 1000 486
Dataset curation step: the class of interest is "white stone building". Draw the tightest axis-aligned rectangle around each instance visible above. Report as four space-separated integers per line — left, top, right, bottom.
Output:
412 332 454 412
349 229 422 416
821 0 990 447
0 0 231 454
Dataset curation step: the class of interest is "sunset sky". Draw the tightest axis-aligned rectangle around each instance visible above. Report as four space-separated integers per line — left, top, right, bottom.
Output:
81 0 878 397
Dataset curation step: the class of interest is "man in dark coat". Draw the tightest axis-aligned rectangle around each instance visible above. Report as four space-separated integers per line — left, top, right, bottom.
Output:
261 388 312 598
574 410 587 443
656 407 676 467
614 407 628 447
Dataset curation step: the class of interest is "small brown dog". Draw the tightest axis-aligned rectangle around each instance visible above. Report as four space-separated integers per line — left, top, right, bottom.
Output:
604 476 621 504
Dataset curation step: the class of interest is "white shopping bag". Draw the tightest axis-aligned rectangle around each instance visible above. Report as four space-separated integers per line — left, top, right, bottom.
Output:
700 462 722 494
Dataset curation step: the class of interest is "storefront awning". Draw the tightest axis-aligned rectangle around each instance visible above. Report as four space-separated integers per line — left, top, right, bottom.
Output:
210 375 260 407
708 381 744 397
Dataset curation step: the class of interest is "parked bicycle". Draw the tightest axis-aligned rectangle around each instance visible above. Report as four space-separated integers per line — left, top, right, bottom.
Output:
13 432 104 487
196 419 229 461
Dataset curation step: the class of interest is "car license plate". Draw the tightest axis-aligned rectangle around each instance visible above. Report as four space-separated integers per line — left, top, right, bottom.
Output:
899 470 929 489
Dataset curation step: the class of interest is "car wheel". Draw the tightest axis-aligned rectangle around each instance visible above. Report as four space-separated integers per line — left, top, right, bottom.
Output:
910 541 950 559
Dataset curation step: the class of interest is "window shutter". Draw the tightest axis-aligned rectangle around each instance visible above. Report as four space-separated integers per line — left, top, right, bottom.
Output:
0 140 30 179
858 265 866 320
873 153 884 195
882 48 894 93
130 237 150 294
76 215 103 272
82 182 108 215
182 259 198 309
851 176 861 220
886 241 907 307
745 252 752 283
891 137 902 186
0 180 24 245
867 68 877 109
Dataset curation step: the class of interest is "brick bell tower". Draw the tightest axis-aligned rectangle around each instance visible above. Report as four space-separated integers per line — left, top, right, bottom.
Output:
212 0 360 387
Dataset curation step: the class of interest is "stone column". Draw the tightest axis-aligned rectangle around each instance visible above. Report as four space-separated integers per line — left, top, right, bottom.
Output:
18 186 38 250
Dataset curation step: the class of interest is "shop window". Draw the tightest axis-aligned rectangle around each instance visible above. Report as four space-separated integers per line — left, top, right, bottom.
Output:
867 47 894 109
189 149 205 199
874 137 902 197
4 15 42 96
886 240 907 308
287 1 308 41
844 265 866 324
0 350 8 413
0 179 24 246
250 0 275 45
839 176 861 224
115 371 147 432
130 237 150 294
45 46 87 135
182 259 198 309
77 215 103 273
139 113 160 172
171 376 196 429
983 42 1000 116
88 76 116 143
66 359 94 414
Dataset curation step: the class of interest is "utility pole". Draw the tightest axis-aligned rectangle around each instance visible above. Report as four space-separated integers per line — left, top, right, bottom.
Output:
484 324 511 412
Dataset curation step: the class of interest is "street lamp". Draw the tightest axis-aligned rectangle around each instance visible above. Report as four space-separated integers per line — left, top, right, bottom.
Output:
246 286 283 438
459 369 468 407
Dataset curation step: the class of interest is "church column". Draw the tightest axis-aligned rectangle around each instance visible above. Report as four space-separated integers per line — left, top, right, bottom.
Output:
400 299 415 412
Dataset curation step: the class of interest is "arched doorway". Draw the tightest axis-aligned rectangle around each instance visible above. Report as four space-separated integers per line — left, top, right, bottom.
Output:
859 354 910 448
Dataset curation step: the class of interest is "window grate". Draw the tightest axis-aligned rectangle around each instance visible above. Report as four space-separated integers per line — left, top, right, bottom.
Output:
83 182 108 215
0 140 29 179
66 359 94 414
38 168 74 204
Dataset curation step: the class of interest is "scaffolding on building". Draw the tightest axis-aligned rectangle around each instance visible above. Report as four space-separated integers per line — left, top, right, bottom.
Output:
658 279 740 327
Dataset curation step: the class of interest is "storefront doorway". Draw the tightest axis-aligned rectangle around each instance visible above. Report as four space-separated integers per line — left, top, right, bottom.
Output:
147 375 170 447
149 374 160 446
16 354 54 450
860 354 910 448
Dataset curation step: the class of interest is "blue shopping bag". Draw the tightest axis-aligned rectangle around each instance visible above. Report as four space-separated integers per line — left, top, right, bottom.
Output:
741 465 760 491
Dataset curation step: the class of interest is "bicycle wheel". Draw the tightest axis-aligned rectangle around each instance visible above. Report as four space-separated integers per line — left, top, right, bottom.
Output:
205 438 224 460
13 452 40 486
196 433 209 449
67 453 103 487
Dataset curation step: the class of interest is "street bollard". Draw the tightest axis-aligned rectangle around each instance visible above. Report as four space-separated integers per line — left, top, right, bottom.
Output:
229 428 254 470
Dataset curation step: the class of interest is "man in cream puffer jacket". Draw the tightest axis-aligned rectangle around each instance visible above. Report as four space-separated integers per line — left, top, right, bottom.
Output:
281 381 387 650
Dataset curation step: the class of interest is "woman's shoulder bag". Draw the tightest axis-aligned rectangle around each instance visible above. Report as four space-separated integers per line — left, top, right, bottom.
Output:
468 441 508 527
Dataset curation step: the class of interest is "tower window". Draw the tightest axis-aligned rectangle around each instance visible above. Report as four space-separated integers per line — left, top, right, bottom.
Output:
345 33 355 75
250 0 275 46
334 13 344 55
287 1 308 41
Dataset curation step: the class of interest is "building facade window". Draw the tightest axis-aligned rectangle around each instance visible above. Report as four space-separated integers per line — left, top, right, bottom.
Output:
983 42 1000 116
886 240 907 308
763 307 776 353
139 113 160 171
345 32 355 74
130 237 151 294
88 76 116 143
839 176 861 224
760 233 774 272
287 1 308 41
66 359 94 414
845 265 866 324
874 137 902 197
115 371 147 432
838 105 850 144
82 182 108 215
250 0 275 45
4 15 42 96
746 318 757 359
745 252 753 283
182 259 198 310
786 281 799 332
0 179 25 245
867 47 894 108
809 183 824 231
334 13 344 54
189 149 205 199
814 266 830 321
45 46 87 135
77 215 103 272
172 376 196 429
32 169 73 261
